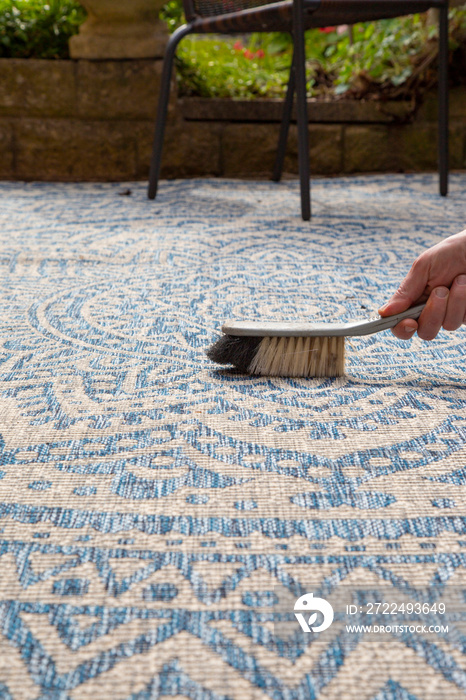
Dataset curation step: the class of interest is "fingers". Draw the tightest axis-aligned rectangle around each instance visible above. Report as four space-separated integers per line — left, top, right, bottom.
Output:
390 285 451 341
390 318 418 340
443 274 466 330
379 256 430 317
416 287 449 340
414 276 466 339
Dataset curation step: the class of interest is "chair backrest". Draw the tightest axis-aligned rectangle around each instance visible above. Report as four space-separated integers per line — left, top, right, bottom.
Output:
183 0 279 21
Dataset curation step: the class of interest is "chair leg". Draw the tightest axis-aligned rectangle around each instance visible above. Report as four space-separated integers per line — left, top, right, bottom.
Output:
273 45 296 183
148 24 193 200
292 0 311 220
438 4 449 197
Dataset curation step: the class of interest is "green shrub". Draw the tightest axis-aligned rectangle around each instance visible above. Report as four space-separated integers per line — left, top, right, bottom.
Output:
160 3 466 99
174 34 292 98
0 0 86 59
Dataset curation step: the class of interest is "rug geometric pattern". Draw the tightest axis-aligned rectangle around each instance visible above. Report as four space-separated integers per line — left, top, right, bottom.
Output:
0 174 466 699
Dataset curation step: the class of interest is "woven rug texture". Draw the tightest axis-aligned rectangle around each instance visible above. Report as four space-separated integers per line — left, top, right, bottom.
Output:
1 174 466 700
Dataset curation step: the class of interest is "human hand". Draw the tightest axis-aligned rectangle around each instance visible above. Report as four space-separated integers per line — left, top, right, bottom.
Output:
378 229 466 340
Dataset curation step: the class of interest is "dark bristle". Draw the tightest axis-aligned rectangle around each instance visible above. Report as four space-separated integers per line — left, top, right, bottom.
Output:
206 335 262 373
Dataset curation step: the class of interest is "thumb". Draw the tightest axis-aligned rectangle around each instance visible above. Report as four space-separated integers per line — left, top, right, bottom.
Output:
378 264 428 317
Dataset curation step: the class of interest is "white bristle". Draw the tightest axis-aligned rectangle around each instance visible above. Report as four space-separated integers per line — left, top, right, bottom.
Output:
317 336 328 376
248 335 345 377
294 336 306 377
279 336 295 376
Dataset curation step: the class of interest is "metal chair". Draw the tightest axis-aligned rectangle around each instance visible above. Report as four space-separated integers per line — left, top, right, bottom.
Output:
148 0 449 220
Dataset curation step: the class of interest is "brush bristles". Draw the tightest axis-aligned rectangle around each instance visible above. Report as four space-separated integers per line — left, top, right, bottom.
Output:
207 333 345 377
249 335 345 377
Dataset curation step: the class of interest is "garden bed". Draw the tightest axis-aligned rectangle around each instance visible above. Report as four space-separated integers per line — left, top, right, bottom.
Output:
0 57 465 181
0 2 465 181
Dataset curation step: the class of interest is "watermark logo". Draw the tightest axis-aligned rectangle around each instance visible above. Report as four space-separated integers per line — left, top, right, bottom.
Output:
294 593 334 633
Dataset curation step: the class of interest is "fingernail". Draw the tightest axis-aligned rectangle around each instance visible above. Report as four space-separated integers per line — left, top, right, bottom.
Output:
406 327 416 335
435 287 449 298
457 275 466 286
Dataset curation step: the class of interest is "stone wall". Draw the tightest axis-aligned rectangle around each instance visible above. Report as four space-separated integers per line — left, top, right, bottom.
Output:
0 58 465 181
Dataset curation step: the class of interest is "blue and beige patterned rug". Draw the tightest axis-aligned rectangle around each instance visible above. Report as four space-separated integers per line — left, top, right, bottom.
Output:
1 174 466 699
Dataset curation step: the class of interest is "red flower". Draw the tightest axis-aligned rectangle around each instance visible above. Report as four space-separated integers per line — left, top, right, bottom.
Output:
244 49 255 60
255 49 265 59
319 26 336 33
233 40 243 51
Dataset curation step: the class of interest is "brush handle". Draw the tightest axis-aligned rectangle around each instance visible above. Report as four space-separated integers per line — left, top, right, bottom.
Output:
222 303 426 337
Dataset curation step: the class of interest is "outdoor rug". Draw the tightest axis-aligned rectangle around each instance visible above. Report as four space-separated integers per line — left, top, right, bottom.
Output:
1 173 466 700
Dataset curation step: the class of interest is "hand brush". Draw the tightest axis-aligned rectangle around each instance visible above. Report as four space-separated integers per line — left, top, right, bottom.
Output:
206 303 426 377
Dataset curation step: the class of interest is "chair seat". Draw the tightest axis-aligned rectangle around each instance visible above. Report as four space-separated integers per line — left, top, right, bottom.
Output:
192 0 447 34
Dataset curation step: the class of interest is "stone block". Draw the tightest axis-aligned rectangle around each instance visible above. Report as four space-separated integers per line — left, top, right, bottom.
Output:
417 87 466 123
285 124 343 175
343 126 394 173
135 118 222 179
0 59 76 118
0 121 14 177
307 99 413 124
345 122 464 174
180 98 284 123
222 123 283 177
76 59 165 121
163 121 221 178
15 119 138 180
450 87 466 120
394 123 464 171
180 97 414 124
133 121 156 178
221 123 343 178
393 123 437 170
415 94 438 123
